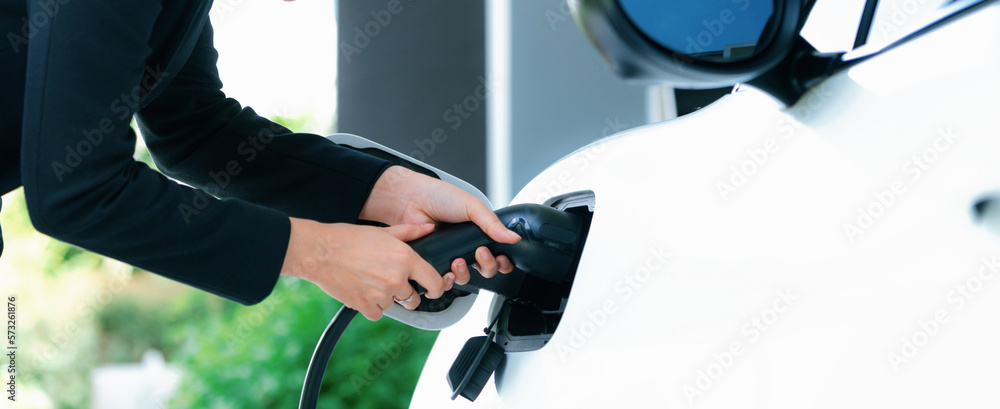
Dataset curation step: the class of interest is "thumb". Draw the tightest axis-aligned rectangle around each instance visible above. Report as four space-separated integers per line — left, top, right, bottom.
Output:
466 201 521 244
384 223 436 242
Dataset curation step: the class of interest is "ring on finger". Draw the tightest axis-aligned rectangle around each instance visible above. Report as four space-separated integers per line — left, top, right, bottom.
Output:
393 289 416 305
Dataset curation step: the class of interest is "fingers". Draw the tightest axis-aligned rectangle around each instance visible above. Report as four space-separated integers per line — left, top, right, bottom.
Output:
393 286 422 311
451 258 471 285
408 252 447 299
497 255 514 274
441 272 457 292
450 249 512 285
473 246 500 278
358 285 423 321
385 223 435 242
295 222 448 322
359 284 423 320
359 305 383 321
383 223 450 310
465 201 521 244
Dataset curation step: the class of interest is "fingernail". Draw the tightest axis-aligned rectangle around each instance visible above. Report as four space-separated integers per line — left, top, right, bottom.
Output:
445 275 455 287
421 223 435 230
506 230 521 240
478 247 491 259
498 257 510 269
457 260 468 273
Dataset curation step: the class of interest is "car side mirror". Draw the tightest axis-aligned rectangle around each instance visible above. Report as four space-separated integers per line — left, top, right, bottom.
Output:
570 0 842 105
618 0 778 63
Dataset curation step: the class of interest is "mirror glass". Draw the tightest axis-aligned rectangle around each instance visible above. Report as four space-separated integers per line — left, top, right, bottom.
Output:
617 0 776 62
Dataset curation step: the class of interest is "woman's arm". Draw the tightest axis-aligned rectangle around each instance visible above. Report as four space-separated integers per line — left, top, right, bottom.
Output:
20 0 288 305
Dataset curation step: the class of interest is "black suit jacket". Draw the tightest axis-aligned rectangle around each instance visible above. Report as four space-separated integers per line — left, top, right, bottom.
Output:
0 0 390 304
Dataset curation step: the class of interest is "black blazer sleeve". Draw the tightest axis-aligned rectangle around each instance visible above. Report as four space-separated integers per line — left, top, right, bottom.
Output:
19 1 387 305
135 22 391 225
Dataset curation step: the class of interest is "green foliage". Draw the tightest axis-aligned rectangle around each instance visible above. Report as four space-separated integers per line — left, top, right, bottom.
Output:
96 286 192 364
270 114 336 136
270 115 314 133
0 188 32 236
166 277 439 409
40 239 103 277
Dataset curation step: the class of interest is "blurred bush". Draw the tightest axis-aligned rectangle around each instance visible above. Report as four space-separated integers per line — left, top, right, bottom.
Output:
166 278 438 409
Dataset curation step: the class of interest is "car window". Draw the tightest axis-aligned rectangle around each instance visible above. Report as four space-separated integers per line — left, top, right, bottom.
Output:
867 0 957 49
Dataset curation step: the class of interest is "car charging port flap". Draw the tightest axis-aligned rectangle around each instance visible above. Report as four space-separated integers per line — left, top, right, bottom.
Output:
447 334 506 401
447 300 510 401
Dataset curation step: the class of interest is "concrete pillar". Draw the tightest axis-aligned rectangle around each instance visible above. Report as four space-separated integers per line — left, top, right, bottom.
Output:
336 0 489 190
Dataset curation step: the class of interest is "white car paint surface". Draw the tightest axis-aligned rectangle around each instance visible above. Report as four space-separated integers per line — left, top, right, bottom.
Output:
411 3 1000 408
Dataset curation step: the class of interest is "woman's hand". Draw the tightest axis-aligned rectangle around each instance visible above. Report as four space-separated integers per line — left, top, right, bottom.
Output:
359 166 521 285
281 219 445 320
281 165 520 320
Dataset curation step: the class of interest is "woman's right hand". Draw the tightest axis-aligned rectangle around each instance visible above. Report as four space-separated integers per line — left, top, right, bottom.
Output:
280 218 447 321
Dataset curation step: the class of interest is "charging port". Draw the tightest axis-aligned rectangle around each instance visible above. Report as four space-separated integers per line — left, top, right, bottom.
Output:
491 191 594 352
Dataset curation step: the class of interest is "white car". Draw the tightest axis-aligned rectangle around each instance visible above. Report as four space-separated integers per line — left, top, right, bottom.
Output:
304 1 1000 408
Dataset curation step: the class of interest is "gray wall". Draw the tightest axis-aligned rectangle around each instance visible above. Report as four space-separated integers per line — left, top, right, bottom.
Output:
336 0 650 201
337 0 488 190
506 0 648 196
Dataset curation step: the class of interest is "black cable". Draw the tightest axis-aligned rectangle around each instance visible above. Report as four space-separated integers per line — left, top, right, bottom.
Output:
298 305 358 409
484 298 510 335
297 298 522 406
